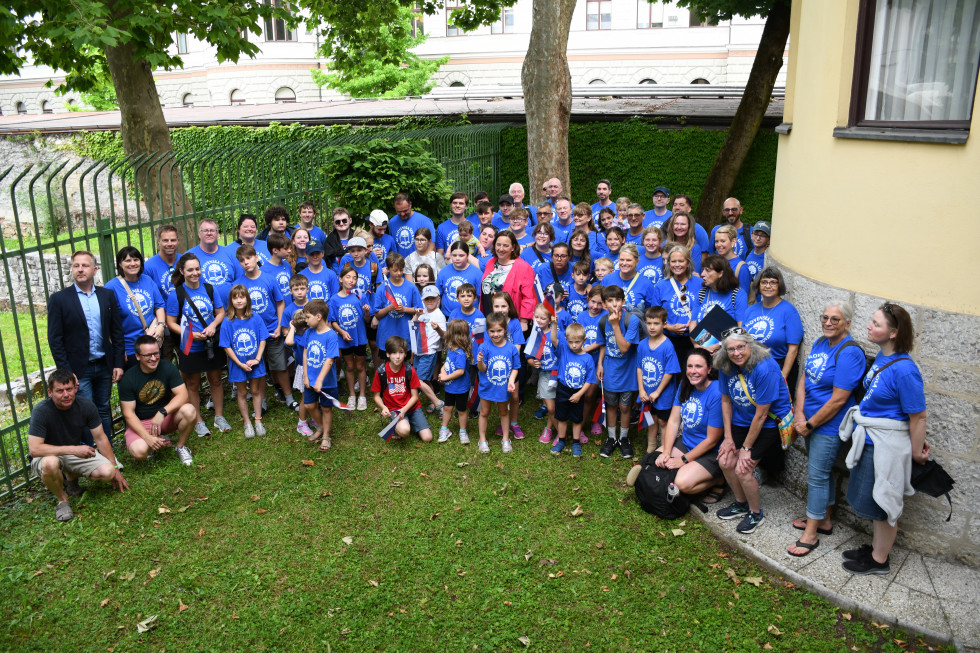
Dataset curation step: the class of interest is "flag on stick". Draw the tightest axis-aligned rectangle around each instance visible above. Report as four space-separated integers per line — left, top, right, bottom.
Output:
179 314 194 355
524 324 546 359
409 318 430 355
638 402 656 428
379 410 401 441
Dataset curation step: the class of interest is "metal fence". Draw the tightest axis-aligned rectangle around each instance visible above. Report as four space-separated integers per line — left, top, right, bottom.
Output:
0 123 507 497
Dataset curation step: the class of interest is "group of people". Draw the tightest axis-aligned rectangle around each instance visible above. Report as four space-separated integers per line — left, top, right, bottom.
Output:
29 182 930 579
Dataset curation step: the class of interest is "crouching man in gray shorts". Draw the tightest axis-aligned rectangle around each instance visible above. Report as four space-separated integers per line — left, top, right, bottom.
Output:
28 369 129 522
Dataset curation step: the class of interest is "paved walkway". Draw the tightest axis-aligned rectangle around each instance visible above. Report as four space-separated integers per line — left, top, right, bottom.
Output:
689 482 980 652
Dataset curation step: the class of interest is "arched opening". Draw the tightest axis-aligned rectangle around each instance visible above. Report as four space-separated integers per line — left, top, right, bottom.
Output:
230 89 245 106
41 100 52 114
274 87 296 103
589 78 606 85
691 78 710 85
449 81 465 88
182 93 194 108
16 102 27 115
639 78 657 85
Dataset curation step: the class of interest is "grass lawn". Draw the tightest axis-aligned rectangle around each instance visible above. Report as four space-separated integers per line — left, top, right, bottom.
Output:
0 396 946 652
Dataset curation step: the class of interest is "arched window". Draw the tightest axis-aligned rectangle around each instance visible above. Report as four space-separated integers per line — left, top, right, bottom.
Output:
691 78 710 85
16 102 27 115
589 78 606 85
449 81 465 88
274 87 296 103
639 78 657 85
41 100 52 114
66 99 76 107
182 93 194 108
230 89 245 105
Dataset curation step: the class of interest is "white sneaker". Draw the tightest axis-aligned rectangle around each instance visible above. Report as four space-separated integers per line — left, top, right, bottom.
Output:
438 427 453 443
244 422 256 439
214 415 232 433
357 396 367 411
205 398 214 411
254 421 266 437
502 440 513 453
175 446 193 466
348 395 357 409
194 421 211 438
458 430 470 445
478 441 490 454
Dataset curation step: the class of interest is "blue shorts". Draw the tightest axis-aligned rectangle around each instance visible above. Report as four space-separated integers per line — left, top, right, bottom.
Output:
845 444 888 522
400 407 431 434
303 386 340 408
414 353 438 381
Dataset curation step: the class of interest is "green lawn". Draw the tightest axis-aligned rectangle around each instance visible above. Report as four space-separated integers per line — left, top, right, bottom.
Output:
0 399 946 652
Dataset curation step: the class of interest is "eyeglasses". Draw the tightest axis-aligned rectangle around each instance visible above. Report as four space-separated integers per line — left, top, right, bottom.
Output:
820 315 843 324
759 279 778 287
627 213 644 218
552 254 569 260
722 208 740 214
721 326 748 339
199 228 218 234
726 344 749 354
414 237 429 243
138 352 161 359
335 219 349 225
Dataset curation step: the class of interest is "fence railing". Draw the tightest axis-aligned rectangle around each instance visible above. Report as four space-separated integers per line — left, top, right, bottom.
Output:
0 123 507 498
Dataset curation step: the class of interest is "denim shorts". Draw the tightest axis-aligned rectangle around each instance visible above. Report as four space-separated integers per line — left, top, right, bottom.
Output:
845 444 888 522
303 386 339 408
401 407 431 434
414 353 438 381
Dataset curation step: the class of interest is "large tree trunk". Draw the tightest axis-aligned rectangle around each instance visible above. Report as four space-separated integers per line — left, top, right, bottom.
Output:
523 0 577 205
694 0 791 230
104 41 191 247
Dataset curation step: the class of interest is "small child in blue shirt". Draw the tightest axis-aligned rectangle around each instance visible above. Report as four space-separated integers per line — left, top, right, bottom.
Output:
489 292 527 441
437 319 473 445
219 285 270 439
301 299 341 452
548 319 596 458
635 306 681 454
371 252 423 355
476 312 521 454
598 285 641 460
527 303 559 445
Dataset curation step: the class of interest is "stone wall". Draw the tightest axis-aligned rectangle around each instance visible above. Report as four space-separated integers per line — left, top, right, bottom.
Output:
775 256 980 568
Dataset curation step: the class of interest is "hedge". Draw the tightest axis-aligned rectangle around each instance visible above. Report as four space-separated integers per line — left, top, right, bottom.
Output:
501 118 778 223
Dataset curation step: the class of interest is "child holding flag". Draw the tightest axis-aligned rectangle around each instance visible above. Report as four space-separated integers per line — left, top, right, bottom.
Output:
526 303 559 445
329 264 371 411
371 253 423 359
635 306 681 454
412 285 447 414
437 319 473 444
549 319 597 457
371 336 433 443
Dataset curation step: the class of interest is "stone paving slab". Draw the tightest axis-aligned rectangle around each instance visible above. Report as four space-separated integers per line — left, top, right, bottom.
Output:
690 483 979 651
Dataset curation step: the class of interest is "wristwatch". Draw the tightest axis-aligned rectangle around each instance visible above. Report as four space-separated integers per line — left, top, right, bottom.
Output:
741 445 751 452
805 421 814 431
158 408 168 417
681 454 689 464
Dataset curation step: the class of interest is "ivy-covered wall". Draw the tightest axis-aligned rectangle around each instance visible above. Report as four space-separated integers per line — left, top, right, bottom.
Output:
501 119 778 222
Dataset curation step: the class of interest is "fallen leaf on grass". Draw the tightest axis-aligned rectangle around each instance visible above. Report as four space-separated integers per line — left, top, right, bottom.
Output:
177 504 191 513
157 505 171 514
256 508 269 514
301 459 314 467
419 472 429 478
841 612 852 621
178 600 189 613
430 513 440 521
25 496 33 504
342 536 353 545
504 601 512 606
172 487 183 495
367 580 379 587
149 568 160 579
571 505 584 517
625 569 632 580
763 644 773 650
767 625 782 636
197 528 205 537
601 586 610 592
524 551 532 561
103 569 115 580
610 574 618 580
136 615 158 634
319 490 333 497
120 571 136 582
709 563 722 570
671 529 685 537
455 540 463 547
100 598 110 607
250 494 260 502
232 611 239 620
744 576 763 587
456 462 469 468
725 568 741 586
518 635 531 646
893 639 906 647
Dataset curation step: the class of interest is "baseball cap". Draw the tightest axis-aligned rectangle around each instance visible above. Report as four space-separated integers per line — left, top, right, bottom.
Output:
753 221 771 236
369 209 388 227
347 236 367 249
306 240 324 254
653 186 670 197
421 285 441 300
498 194 515 205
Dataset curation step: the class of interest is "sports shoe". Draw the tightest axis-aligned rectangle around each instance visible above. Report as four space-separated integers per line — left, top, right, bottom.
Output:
214 416 232 433
842 544 874 562
296 421 314 437
717 501 750 521
458 430 470 445
572 442 583 457
275 387 286 404
533 404 548 419
620 437 634 459
511 424 525 440
287 400 300 412
539 427 553 444
551 440 566 455
438 427 453 443
599 437 617 458
244 423 256 439
478 441 490 454
736 510 766 534
496 425 503 436
468 408 479 420
204 397 214 411
348 395 357 409
579 434 589 445
175 445 194 466
55 501 74 522
194 421 211 438
591 422 603 436
843 552 890 575
254 421 266 437
357 396 367 411
502 440 513 453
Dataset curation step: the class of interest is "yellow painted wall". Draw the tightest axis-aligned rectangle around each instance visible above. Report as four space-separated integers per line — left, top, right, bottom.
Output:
771 0 980 315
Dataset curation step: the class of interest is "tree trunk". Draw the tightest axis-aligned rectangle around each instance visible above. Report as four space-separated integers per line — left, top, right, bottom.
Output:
523 0 577 205
104 41 192 247
694 0 791 230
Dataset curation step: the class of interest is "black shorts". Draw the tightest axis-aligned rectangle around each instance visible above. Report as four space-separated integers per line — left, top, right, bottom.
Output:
340 344 367 357
177 348 227 375
730 423 780 461
366 323 378 342
653 407 672 422
444 390 469 412
676 441 722 478
554 382 585 424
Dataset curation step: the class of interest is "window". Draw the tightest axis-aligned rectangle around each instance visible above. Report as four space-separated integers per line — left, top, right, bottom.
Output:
491 7 515 34
264 0 295 41
230 89 246 106
639 78 657 84
411 4 425 37
449 81 465 88
175 33 188 54
589 79 606 85
16 102 26 115
446 2 463 37
851 0 980 128
275 87 296 103
41 101 52 114
691 78 710 84
637 0 664 29
182 93 194 108
587 0 612 30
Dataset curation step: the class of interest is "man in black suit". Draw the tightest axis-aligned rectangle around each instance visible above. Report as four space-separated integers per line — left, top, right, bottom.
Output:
47 251 124 446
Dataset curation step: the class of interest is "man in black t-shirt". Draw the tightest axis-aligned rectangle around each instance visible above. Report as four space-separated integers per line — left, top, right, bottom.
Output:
28 369 129 522
118 335 197 466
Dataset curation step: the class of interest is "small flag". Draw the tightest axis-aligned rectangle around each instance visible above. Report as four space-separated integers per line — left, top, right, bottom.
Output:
548 369 558 389
467 375 480 409
379 410 401 441
524 324 546 359
472 318 486 345
534 275 555 316
592 396 606 428
320 390 354 411
382 273 400 308
179 314 194 355
639 402 656 428
409 319 430 355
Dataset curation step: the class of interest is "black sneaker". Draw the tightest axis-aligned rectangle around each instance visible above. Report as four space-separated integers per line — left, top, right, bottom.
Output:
599 438 617 458
619 437 634 459
716 501 750 520
843 552 890 575
841 544 873 562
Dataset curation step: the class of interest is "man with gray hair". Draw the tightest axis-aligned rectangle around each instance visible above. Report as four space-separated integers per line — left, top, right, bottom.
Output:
508 182 537 224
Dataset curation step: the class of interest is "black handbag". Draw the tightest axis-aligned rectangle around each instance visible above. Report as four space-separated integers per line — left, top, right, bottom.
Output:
910 459 955 522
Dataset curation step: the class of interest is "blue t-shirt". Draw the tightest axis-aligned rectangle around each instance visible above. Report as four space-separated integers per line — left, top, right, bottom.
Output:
477 251 494 272
477 340 522 402
227 239 270 266
143 253 180 302
262 258 294 300
551 219 575 243
643 209 672 228
388 211 435 258
106 274 166 356
591 201 616 225
636 254 664 285
728 257 754 291
516 232 535 248
528 328 558 373
294 223 326 245
188 245 238 301
303 328 341 390
337 256 378 296
219 314 270 382
240 272 285 333
675 381 724 452
436 264 483 315
372 279 422 351
636 337 681 410
719 356 793 428
587 231 608 258
520 246 552 275
443 347 471 395
803 337 867 436
449 307 486 345
506 318 526 345
602 271 654 313
606 250 621 270
624 228 645 247
695 287 747 324
566 287 589 319
555 331 596 390
598 308 641 392
859 353 926 421
436 219 470 252
711 224 750 258
576 309 607 365
694 223 711 256
654 276 703 327
744 250 765 280
370 234 397 268
300 265 340 302
536 265 573 305
165 283 225 353
742 300 804 360
282 300 307 330
329 292 369 348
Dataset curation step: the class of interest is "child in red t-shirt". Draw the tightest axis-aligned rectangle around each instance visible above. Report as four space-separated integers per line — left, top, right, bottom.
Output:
371 336 433 442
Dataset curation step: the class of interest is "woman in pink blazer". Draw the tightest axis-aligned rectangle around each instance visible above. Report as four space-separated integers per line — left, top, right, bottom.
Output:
481 231 536 329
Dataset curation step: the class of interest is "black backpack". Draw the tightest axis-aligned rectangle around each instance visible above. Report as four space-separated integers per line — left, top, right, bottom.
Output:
633 453 691 520
599 307 648 343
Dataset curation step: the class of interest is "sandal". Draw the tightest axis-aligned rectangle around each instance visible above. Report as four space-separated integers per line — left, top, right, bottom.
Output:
704 485 727 504
793 518 833 535
309 429 323 444
318 436 332 452
787 539 819 557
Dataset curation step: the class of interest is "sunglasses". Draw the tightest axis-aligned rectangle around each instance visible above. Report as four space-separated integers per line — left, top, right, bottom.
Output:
721 326 748 339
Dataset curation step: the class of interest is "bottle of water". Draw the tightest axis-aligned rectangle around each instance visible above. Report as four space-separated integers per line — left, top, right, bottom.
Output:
667 482 679 503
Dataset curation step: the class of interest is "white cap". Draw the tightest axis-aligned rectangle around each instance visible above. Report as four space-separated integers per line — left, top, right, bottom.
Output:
421 285 441 300
369 209 389 227
347 236 367 249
